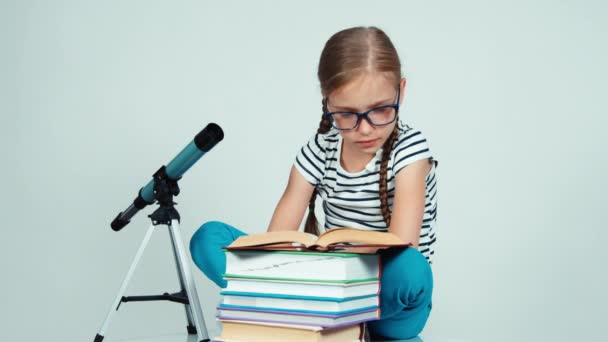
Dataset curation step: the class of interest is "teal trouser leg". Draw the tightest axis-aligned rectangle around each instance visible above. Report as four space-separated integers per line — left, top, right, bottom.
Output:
189 221 433 338
367 247 434 339
189 221 247 288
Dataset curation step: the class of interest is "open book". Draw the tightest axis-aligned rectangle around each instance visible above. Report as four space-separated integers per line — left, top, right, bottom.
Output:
226 227 411 253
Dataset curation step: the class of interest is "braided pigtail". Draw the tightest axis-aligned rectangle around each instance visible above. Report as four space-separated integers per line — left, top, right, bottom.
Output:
379 122 400 227
304 103 332 236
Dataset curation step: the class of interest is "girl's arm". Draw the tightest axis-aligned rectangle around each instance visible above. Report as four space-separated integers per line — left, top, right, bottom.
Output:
267 165 316 232
389 158 432 247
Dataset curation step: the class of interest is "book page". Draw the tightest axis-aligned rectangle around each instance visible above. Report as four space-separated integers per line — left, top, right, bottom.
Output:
315 227 408 248
227 230 318 249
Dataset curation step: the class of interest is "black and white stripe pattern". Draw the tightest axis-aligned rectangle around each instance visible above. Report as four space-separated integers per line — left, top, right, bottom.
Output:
294 120 438 264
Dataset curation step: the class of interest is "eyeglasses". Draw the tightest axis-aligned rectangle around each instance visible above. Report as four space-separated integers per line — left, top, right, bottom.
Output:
322 87 400 130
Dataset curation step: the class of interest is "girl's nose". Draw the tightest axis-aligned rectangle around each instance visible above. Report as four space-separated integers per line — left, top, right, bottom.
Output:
356 116 374 134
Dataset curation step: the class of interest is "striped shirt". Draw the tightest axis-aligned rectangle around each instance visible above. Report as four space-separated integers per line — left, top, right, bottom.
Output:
294 120 438 264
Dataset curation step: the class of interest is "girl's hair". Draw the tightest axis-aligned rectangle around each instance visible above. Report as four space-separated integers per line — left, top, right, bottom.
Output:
304 26 402 236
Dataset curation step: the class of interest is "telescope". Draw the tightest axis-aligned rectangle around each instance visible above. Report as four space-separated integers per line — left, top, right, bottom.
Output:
111 123 224 231
95 122 223 342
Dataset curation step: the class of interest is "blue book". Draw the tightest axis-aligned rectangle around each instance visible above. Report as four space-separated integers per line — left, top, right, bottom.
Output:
219 292 379 314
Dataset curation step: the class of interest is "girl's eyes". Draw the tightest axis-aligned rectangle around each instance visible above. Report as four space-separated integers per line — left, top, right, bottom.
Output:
372 107 393 115
334 113 355 118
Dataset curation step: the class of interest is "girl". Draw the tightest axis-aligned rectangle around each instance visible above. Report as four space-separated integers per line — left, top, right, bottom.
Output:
190 26 438 340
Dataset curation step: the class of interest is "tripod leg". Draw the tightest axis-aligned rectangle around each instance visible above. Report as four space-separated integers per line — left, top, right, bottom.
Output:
167 225 197 334
168 219 210 342
94 224 156 342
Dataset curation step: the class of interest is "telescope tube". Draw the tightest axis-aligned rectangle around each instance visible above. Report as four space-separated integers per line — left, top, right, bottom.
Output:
111 123 224 231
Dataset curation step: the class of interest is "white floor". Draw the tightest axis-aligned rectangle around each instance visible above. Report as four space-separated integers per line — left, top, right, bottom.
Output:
114 332 469 342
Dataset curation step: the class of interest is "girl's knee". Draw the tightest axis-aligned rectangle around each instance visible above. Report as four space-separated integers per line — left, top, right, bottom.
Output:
191 222 213 254
383 247 432 279
193 220 246 240
380 247 434 305
192 220 226 240
189 221 247 260
189 221 240 288
190 221 226 261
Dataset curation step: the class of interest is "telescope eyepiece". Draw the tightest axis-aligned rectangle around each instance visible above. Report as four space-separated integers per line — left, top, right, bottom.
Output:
111 213 130 231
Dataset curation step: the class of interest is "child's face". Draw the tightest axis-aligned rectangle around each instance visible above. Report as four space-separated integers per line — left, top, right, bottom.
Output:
327 73 406 157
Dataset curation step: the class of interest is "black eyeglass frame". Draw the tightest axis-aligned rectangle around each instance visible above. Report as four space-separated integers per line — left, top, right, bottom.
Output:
322 86 401 131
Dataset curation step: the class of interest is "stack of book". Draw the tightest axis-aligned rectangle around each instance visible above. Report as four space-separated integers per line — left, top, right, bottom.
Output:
212 228 410 342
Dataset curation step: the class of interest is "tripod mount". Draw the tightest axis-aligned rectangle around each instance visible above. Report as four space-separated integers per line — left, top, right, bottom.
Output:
94 165 210 342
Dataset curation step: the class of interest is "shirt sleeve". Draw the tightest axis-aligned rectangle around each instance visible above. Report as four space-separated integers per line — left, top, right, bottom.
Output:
392 128 434 175
293 133 327 186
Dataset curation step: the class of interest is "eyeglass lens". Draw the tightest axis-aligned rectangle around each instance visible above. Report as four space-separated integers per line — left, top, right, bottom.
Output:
332 107 397 130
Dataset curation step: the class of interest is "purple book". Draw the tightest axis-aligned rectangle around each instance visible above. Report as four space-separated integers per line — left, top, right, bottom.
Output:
216 305 379 328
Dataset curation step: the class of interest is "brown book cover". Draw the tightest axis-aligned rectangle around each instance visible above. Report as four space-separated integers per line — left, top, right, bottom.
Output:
226 227 411 254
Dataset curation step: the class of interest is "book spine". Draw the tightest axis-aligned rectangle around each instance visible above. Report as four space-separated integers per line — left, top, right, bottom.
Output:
220 291 378 302
216 315 378 329
219 303 379 316
217 305 378 318
222 274 379 284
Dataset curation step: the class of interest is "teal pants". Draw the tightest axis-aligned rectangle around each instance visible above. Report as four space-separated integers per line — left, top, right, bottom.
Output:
189 221 434 340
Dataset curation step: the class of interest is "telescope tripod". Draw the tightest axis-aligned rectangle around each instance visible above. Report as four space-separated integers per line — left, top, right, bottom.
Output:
95 168 210 341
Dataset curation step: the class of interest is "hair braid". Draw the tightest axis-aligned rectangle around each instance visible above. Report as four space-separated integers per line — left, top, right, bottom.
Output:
379 122 400 227
303 107 332 236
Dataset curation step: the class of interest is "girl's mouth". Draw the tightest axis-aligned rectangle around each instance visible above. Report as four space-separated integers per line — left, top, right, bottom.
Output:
356 138 379 147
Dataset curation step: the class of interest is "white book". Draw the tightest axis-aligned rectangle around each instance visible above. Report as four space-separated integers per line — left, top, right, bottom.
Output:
224 250 380 282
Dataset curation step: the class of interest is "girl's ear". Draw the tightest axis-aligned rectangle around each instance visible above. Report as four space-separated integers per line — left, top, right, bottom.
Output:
399 78 407 106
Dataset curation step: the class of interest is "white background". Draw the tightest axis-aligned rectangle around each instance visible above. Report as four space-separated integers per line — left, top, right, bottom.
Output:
1 1 607 341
